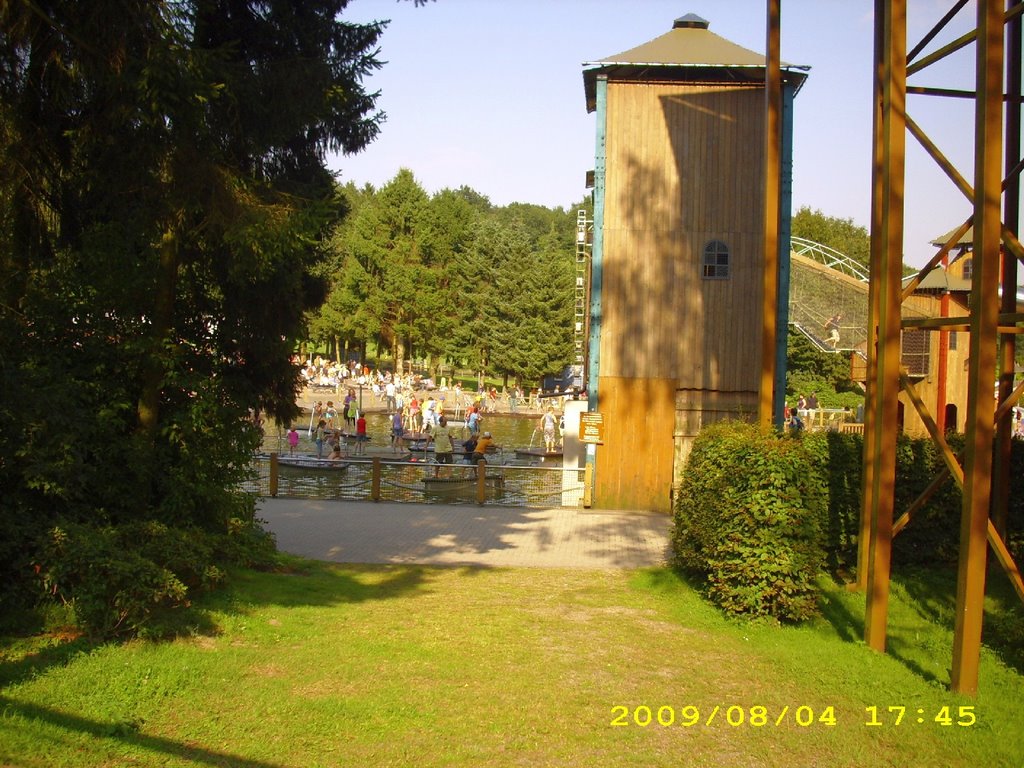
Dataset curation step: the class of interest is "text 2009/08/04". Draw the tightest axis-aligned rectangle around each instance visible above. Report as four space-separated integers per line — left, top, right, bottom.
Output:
609 704 978 728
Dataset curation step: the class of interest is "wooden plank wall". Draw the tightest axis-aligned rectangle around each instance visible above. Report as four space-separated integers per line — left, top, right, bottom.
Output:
674 388 758 492
600 82 765 391
593 81 767 512
593 377 678 512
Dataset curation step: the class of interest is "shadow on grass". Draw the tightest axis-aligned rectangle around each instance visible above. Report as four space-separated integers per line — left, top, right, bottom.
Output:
0 561 433 692
815 564 1024 682
893 563 1024 678
816 582 864 644
814 572 955 687
230 559 434 609
0 695 285 768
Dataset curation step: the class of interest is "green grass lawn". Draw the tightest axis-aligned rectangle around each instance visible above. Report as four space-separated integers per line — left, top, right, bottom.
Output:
1 562 1020 768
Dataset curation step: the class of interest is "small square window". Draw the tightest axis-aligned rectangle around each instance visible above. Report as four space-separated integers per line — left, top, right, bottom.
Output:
702 240 730 280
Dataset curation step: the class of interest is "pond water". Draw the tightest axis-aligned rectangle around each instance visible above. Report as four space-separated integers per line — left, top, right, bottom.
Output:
255 410 582 507
261 411 552 457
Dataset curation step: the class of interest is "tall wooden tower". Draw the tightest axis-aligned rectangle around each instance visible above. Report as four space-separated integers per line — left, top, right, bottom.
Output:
581 13 807 513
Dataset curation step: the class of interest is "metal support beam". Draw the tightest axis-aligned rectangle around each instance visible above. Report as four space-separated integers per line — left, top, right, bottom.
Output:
775 82 796 429
585 75 607 494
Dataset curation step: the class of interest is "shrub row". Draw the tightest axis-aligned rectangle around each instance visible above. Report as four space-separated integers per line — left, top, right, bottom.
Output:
35 515 278 639
673 421 1024 622
672 422 826 622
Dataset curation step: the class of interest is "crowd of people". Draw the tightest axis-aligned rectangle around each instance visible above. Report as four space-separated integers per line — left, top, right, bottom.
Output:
293 354 581 417
785 392 820 432
285 355 588 465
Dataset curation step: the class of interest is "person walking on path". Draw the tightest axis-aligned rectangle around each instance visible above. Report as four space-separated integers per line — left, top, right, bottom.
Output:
423 396 438 431
408 396 421 433
385 380 396 413
467 406 481 436
345 394 358 429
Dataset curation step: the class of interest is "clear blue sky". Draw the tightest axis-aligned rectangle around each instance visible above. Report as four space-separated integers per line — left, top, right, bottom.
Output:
329 0 986 269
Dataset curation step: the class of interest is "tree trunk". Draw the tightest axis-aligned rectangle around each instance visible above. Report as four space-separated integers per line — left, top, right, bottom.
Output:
136 227 178 441
334 335 341 363
396 337 406 377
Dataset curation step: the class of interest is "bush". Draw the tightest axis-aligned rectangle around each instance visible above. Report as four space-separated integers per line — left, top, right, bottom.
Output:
801 430 863 573
673 421 826 622
39 523 192 639
673 422 1023 623
768 431 1023 573
213 515 279 571
32 515 279 639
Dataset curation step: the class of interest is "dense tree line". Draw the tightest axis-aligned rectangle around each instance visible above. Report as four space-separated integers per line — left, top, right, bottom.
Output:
0 0 388 632
307 170 587 388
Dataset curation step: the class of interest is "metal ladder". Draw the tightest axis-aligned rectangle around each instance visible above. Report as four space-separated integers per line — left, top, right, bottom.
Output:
573 209 591 388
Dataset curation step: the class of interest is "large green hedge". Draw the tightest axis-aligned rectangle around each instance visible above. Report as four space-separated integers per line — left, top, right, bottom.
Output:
801 430 1024 570
673 422 1024 622
672 422 826 622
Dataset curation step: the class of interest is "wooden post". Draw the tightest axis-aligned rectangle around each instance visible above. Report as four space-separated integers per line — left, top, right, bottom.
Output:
760 0 782 428
993 0 1022 538
952 0 1003 696
583 462 593 508
864 0 906 653
855 2 887 593
371 457 381 502
269 452 279 498
476 460 486 505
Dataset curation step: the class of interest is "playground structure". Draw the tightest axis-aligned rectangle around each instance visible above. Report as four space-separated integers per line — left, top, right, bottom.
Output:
788 240 870 354
581 4 1023 696
787 234 977 440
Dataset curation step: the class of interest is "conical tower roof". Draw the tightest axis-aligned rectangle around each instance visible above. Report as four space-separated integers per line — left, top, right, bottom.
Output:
930 224 974 249
583 13 809 112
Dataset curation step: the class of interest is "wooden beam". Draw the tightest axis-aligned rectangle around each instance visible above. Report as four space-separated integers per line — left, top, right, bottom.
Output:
906 0 1024 76
952 0 1003 697
864 0 906 653
995 0 1023 539
901 313 1024 330
988 520 1024 604
760 0 782 428
900 373 965 483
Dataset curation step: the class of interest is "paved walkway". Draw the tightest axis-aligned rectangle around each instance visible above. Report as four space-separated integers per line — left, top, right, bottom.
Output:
257 498 672 569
